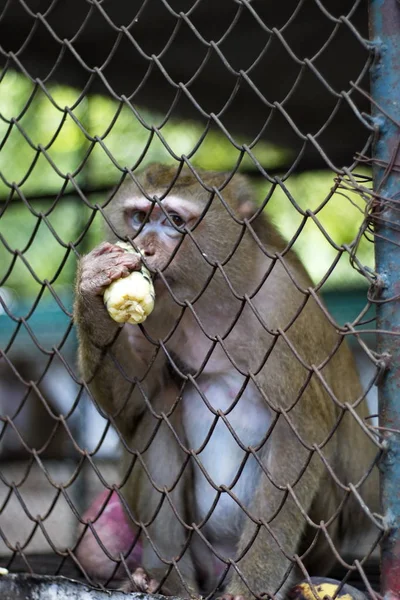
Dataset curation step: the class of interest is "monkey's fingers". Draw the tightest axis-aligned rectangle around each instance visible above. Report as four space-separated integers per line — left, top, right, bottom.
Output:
91 241 126 256
288 577 369 600
79 246 141 297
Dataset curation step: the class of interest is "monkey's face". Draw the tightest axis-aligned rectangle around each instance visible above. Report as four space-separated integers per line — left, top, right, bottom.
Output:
120 194 210 298
107 179 250 302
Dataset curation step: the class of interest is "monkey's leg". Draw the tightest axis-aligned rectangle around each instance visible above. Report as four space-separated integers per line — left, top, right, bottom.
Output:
122 397 213 598
122 464 204 595
223 421 339 600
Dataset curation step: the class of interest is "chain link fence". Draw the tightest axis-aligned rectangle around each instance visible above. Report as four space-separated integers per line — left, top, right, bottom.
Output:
0 1 395 598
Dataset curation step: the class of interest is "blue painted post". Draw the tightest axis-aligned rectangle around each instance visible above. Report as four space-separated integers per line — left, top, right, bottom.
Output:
369 1 400 598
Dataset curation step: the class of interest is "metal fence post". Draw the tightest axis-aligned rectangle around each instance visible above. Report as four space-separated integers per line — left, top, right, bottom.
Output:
369 1 400 597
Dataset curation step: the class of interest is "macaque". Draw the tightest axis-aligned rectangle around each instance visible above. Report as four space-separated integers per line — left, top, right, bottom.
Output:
74 164 379 599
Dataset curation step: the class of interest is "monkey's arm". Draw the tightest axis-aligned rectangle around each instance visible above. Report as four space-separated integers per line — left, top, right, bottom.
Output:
74 242 164 432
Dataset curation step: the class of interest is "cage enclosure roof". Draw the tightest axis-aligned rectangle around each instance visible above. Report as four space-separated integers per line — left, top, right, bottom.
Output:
0 0 370 170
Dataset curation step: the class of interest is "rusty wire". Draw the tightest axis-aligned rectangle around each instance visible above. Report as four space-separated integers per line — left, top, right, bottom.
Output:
0 1 391 599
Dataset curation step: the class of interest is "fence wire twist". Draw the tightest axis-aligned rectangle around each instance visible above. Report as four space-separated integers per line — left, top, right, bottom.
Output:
0 1 394 599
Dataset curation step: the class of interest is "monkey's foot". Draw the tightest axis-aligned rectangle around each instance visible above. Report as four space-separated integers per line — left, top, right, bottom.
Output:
122 567 160 594
122 567 202 599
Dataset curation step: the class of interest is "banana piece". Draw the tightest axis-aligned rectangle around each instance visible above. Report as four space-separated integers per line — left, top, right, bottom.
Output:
103 242 155 325
288 578 368 600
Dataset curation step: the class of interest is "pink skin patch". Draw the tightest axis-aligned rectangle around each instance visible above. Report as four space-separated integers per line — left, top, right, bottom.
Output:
77 490 228 584
76 490 142 580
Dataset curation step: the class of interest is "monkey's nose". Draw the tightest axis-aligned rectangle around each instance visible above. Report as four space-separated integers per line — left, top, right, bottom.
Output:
142 246 155 257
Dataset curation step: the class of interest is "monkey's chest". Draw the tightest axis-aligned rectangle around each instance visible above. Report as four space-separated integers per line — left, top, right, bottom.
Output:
182 373 271 550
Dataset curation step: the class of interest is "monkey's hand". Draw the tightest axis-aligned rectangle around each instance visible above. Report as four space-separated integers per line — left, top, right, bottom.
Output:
75 242 143 347
78 242 142 299
122 567 201 599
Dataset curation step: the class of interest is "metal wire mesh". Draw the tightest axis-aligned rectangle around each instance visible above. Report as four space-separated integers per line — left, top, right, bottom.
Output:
0 1 387 599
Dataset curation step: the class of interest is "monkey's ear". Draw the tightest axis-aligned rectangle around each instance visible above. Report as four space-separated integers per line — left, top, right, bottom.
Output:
237 199 257 220
234 177 258 220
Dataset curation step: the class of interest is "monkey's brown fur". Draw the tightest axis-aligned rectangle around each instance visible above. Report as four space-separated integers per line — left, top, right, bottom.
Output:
74 164 379 599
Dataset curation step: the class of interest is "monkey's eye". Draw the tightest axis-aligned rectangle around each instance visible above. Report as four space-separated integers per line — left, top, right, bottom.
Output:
131 211 147 227
168 213 185 229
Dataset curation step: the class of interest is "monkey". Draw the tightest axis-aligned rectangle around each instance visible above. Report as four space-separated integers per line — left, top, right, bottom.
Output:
74 164 379 599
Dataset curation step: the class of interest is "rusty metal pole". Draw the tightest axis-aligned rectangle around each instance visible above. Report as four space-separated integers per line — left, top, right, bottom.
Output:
369 1 400 598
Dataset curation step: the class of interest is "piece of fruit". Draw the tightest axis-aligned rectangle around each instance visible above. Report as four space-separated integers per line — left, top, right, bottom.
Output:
104 242 155 325
288 577 368 600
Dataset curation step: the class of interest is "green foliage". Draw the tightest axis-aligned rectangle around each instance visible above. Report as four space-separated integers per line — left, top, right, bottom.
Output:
257 171 372 289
